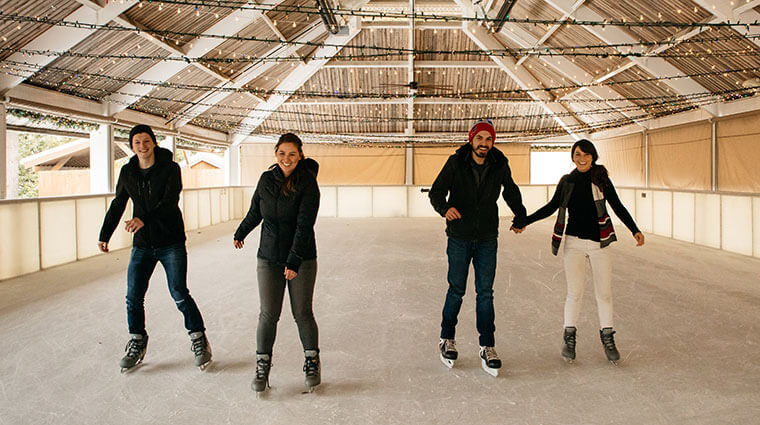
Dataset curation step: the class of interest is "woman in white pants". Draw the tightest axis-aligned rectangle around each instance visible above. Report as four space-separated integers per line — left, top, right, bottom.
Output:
525 139 644 363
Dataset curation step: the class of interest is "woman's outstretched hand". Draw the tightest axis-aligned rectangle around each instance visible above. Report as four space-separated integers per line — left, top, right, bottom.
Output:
233 240 244 249
634 232 645 246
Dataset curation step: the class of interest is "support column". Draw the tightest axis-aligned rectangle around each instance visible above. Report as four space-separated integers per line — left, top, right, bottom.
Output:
405 143 414 185
0 102 6 199
644 131 649 189
160 135 176 153
5 131 19 199
225 143 240 186
90 124 114 194
711 120 717 192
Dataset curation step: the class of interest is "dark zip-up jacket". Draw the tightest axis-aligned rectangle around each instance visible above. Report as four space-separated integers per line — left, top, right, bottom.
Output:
99 146 186 248
429 143 527 241
234 158 320 272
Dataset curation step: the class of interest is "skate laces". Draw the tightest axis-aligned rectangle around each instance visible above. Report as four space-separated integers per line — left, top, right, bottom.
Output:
191 335 208 356
564 332 576 349
124 339 145 359
601 330 616 350
256 357 271 379
441 339 456 353
481 346 499 360
303 356 319 377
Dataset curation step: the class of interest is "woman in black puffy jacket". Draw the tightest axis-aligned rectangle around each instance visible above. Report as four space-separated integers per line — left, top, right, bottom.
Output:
233 133 321 394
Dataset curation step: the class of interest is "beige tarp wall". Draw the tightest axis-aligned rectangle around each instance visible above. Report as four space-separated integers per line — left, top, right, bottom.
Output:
38 170 90 197
717 111 760 193
413 143 530 186
241 143 406 185
594 133 645 187
181 168 224 189
648 122 712 190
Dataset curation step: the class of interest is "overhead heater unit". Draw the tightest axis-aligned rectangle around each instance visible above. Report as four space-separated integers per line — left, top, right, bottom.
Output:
316 0 340 34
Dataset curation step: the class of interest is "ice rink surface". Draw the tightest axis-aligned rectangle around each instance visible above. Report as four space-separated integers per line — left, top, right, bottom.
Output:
1 217 759 425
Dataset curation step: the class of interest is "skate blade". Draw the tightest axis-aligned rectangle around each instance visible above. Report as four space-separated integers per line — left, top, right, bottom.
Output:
481 359 499 377
120 360 144 374
302 384 319 394
198 359 212 371
439 354 455 369
608 360 619 366
562 356 575 364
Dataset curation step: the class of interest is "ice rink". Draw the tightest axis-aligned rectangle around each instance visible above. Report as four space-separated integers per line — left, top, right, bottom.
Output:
1 217 758 425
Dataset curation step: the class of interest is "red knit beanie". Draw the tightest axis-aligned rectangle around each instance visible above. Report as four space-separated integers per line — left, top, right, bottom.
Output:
468 120 496 143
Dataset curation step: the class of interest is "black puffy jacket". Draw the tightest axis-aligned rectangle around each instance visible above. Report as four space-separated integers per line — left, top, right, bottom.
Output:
99 147 186 248
429 143 526 241
234 158 320 272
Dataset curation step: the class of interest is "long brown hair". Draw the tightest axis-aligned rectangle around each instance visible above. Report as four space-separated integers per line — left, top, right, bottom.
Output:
274 133 304 195
571 139 609 189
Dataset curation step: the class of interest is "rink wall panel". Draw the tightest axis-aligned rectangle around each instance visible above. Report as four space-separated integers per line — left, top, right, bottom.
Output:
672 192 696 243
652 191 673 238
635 190 654 234
721 196 753 256
40 200 77 269
76 198 106 260
2 185 760 281
0 202 39 280
695 193 721 249
754 198 760 258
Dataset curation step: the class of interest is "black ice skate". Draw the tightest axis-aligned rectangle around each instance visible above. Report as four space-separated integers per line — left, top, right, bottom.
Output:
438 338 457 368
562 327 577 363
479 346 501 377
252 354 272 395
303 350 321 393
190 331 212 370
600 328 620 364
120 334 148 373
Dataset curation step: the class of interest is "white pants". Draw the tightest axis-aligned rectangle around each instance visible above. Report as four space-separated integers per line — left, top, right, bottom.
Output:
562 236 614 329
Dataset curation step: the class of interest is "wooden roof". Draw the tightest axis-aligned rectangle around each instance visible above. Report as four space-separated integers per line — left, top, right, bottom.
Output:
1 0 759 144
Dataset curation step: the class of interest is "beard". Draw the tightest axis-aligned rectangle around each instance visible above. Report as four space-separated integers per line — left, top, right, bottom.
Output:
472 145 490 158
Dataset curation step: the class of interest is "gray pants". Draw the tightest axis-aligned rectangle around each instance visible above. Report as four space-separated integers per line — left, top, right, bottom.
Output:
256 258 319 355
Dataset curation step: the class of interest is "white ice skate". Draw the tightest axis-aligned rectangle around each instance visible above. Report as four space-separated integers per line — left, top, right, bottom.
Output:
479 346 501 377
439 339 457 368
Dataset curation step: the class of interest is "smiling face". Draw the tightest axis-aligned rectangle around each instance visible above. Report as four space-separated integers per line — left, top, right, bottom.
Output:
470 130 494 159
131 132 156 164
275 142 302 177
572 145 594 173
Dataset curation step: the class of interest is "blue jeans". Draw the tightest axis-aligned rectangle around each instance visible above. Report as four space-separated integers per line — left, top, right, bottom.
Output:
440 237 498 347
126 243 205 335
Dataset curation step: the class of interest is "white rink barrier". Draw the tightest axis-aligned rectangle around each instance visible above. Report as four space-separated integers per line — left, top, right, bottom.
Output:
1 185 758 280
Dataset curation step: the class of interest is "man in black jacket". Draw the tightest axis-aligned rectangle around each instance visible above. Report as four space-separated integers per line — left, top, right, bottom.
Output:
98 124 211 372
429 120 526 376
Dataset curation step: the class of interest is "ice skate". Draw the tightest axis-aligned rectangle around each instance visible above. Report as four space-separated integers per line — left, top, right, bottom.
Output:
479 346 501 377
600 328 620 365
190 331 212 370
120 334 148 373
562 327 577 363
438 338 457 368
252 354 272 396
302 350 321 393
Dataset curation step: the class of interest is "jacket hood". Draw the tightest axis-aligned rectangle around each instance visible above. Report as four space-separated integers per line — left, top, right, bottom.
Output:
269 157 320 179
300 158 319 177
455 142 506 165
128 146 174 167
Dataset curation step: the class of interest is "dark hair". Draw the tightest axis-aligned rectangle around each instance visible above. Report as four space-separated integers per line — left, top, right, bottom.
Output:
571 139 609 189
273 133 305 195
129 124 157 149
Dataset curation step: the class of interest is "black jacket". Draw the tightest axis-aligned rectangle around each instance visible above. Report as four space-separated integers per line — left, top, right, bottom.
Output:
99 146 186 248
234 158 320 272
429 143 527 241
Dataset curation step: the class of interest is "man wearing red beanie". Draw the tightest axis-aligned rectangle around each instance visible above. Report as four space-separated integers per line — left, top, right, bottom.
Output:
429 120 526 377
